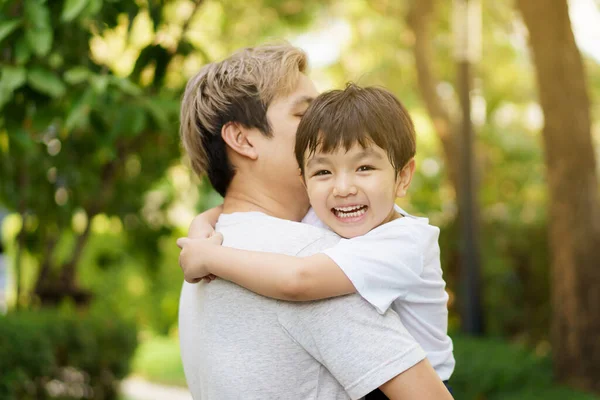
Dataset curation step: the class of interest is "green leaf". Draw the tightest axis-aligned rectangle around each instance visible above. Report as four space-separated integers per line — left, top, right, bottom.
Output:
25 0 50 27
142 99 169 130
61 0 90 22
0 66 27 109
25 27 53 57
0 19 22 44
28 67 66 98
83 0 103 17
0 88 10 110
130 108 146 135
120 106 146 137
1 66 27 92
111 77 142 96
91 75 109 93
24 0 53 56
64 89 95 132
14 36 32 65
64 67 91 84
6 124 34 150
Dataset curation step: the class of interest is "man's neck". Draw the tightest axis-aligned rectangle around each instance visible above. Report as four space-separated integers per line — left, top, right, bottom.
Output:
222 174 309 222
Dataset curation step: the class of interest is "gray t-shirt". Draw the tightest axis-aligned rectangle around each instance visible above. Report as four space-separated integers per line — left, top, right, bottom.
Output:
179 212 426 400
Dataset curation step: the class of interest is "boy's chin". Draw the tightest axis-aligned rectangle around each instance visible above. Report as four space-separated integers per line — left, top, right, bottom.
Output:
332 224 372 239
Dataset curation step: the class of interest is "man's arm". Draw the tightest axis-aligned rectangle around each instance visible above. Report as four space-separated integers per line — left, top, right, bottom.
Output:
177 237 356 300
379 359 453 399
277 293 450 400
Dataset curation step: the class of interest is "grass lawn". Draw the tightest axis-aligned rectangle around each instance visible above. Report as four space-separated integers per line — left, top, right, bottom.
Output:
130 334 187 387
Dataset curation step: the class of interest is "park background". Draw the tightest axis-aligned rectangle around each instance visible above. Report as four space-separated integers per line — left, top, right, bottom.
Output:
1 0 599 399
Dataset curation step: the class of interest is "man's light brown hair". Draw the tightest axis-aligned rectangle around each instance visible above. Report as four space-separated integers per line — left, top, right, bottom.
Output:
295 83 416 176
180 44 308 196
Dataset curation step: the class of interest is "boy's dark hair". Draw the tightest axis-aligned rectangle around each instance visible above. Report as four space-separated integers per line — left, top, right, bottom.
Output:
295 83 416 176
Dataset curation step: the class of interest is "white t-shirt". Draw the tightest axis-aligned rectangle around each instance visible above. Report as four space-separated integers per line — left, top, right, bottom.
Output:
179 211 427 399
302 206 455 381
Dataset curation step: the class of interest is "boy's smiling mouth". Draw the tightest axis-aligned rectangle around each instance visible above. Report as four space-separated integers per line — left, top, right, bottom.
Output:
332 205 368 219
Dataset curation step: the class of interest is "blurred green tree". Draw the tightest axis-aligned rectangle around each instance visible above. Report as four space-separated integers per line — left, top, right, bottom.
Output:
0 0 194 306
517 0 600 393
0 0 326 308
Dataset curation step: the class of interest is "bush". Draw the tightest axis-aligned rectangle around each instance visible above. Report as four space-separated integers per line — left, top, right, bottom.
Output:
0 308 138 400
451 335 599 400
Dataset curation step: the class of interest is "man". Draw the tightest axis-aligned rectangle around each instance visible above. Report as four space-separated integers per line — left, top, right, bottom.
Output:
178 43 452 399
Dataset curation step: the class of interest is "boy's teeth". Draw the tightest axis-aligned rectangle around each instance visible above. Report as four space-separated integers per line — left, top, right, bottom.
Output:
334 206 367 218
336 205 362 212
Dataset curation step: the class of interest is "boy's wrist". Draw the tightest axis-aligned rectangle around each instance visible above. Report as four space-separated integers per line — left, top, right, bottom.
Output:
201 243 223 275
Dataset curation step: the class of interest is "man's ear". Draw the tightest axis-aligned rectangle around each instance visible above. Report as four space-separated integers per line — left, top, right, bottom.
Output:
221 122 258 160
395 158 416 198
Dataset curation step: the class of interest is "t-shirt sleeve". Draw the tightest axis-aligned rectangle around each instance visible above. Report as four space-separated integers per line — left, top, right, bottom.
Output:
301 207 331 231
322 221 439 314
277 294 427 400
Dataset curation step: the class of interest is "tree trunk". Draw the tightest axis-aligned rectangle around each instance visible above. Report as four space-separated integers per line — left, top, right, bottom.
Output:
34 224 94 307
406 0 470 331
14 162 28 310
406 0 460 194
517 0 600 392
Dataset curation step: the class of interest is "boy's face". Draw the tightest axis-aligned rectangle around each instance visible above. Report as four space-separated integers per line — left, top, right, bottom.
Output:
303 142 409 238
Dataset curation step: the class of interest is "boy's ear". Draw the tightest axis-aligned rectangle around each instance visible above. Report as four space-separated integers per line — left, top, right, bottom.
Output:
221 122 258 160
395 158 416 198
298 168 307 189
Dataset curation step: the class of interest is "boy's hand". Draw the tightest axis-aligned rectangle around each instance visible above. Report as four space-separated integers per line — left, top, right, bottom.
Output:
187 205 223 239
188 215 216 239
177 233 224 283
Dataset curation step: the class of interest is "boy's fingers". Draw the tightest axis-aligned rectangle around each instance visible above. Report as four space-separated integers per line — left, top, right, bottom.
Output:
209 232 224 245
176 237 189 249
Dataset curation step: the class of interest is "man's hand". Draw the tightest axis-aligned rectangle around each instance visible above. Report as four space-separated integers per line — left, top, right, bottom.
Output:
177 233 224 283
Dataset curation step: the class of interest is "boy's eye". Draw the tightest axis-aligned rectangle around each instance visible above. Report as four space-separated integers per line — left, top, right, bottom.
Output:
357 165 375 172
313 170 331 176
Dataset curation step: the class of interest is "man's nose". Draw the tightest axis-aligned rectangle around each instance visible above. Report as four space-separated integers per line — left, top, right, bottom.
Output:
332 176 357 197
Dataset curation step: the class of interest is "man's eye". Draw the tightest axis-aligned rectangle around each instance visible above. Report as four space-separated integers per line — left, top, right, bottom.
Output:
313 170 331 176
357 165 375 172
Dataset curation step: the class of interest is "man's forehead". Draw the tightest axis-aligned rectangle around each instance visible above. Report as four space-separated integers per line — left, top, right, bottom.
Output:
269 92 314 112
289 95 314 108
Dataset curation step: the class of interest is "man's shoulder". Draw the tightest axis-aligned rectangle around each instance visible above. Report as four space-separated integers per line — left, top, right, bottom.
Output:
216 212 339 255
368 210 440 247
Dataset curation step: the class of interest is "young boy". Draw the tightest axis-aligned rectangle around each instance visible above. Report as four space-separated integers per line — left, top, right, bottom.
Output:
178 84 454 396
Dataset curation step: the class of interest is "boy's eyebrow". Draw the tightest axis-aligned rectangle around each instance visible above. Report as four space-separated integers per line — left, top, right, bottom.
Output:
305 155 330 169
306 147 383 169
353 147 384 162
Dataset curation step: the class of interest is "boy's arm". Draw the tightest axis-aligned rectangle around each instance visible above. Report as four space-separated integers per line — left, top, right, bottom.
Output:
321 225 438 313
182 205 223 282
187 205 223 238
177 237 356 300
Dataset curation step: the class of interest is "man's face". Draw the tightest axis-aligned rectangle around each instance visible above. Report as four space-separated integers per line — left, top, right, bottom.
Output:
303 142 402 238
258 75 318 205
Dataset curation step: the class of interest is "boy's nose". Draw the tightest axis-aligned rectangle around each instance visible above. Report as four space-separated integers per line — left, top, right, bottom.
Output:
333 178 358 197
